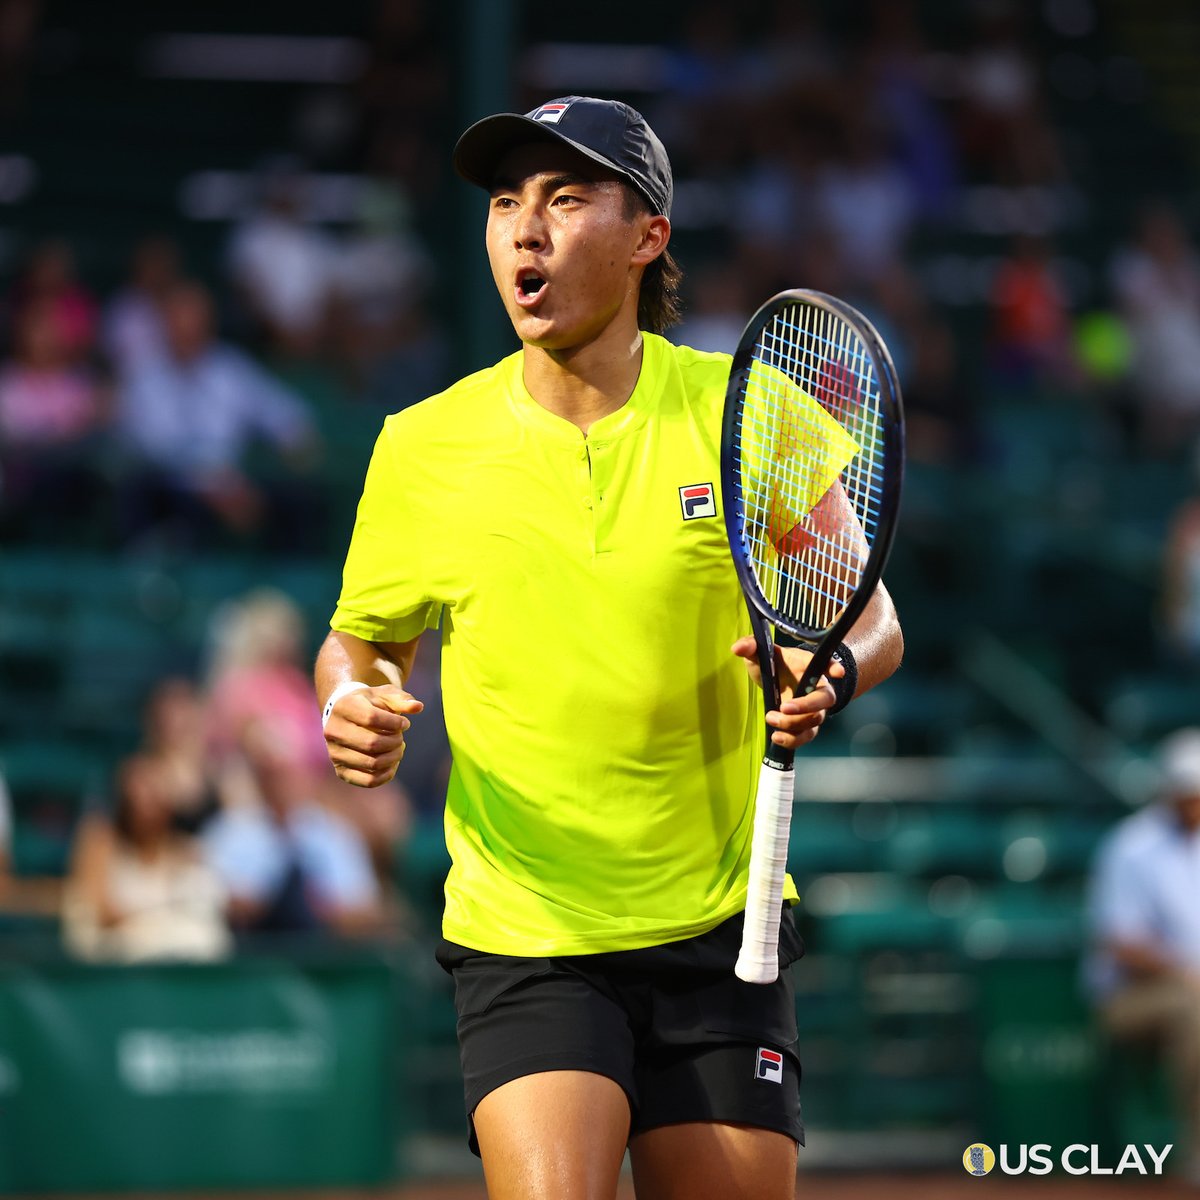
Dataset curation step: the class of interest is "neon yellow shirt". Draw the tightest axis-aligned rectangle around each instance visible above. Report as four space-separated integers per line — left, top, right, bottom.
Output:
332 333 797 955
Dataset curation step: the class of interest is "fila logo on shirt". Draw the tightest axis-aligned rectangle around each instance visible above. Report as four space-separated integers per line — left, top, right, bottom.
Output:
531 101 572 124
679 482 716 520
755 1048 783 1084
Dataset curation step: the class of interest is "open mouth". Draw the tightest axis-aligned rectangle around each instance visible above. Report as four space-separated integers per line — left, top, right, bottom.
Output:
515 268 548 307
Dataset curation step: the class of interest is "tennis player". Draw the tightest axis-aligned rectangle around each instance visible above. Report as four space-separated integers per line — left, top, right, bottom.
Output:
316 96 903 1200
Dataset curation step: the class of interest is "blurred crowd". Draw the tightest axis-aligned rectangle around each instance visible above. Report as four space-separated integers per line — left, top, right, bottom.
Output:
649 3 1200 462
0 587 452 960
0 2 1198 555
2 0 1200 951
0 199 444 554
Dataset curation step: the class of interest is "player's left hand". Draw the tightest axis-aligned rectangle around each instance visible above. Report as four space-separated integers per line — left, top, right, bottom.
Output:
731 637 845 751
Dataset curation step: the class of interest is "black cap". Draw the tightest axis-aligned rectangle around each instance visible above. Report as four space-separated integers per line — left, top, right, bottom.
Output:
453 95 673 217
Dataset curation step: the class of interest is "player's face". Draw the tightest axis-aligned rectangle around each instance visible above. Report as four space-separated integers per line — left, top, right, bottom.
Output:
485 143 654 352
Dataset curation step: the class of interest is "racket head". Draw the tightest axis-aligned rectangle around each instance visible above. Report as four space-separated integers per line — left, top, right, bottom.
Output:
720 288 904 649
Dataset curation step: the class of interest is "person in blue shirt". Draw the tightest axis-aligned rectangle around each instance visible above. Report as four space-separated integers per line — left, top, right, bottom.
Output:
1085 728 1200 1181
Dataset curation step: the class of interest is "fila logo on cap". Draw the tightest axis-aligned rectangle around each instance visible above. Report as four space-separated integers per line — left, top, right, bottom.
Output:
755 1048 783 1084
679 482 716 520
531 101 572 124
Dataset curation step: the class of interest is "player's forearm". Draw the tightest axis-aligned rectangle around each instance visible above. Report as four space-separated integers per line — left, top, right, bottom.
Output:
314 630 415 705
842 582 903 699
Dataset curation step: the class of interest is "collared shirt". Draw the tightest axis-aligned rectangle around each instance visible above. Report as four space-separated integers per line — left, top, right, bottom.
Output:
1084 803 1200 999
118 344 311 485
332 333 800 956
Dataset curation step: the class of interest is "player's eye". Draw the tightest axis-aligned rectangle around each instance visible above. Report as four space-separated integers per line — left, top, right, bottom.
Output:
492 196 517 210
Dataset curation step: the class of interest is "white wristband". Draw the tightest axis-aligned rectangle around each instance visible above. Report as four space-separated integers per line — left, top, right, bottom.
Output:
322 681 369 728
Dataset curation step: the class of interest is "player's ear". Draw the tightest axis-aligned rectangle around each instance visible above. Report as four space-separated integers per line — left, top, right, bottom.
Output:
631 215 670 268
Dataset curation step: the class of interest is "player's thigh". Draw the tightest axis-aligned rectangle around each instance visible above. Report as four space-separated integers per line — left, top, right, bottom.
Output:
629 1120 797 1200
474 1069 631 1200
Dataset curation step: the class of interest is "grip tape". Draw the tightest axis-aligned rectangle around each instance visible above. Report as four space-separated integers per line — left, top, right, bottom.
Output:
734 763 795 984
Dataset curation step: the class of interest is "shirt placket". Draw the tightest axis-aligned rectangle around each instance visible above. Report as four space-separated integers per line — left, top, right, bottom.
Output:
582 437 613 557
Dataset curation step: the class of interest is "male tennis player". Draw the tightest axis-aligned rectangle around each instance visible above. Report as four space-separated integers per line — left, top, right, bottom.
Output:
316 96 903 1200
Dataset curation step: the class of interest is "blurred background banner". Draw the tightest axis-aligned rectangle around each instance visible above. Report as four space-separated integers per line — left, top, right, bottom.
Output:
0 0 1199 1194
0 949 396 1191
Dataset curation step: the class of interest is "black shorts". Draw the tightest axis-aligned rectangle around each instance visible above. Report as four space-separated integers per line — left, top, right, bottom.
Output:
436 908 805 1155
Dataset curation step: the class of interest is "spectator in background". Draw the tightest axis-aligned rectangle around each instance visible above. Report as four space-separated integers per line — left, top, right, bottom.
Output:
859 0 957 221
227 159 335 359
814 113 914 286
734 119 821 277
0 296 104 443
0 295 107 541
205 588 412 883
1112 203 1200 452
141 676 225 833
868 262 969 463
62 754 231 962
115 280 321 549
328 179 447 405
1085 729 1200 1183
6 238 98 361
955 4 1064 186
206 588 329 778
355 0 449 212
203 720 384 938
102 235 181 371
988 235 1076 389
665 2 759 103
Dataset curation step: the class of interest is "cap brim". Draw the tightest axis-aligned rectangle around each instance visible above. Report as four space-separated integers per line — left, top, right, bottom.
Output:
453 113 640 198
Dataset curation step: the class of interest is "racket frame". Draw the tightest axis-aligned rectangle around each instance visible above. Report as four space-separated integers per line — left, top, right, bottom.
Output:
720 288 905 981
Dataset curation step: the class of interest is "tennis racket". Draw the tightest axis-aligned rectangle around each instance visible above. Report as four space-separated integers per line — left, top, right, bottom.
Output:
722 289 904 984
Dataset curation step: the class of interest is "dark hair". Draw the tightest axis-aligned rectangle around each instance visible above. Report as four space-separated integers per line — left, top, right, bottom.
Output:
623 187 683 335
111 754 165 846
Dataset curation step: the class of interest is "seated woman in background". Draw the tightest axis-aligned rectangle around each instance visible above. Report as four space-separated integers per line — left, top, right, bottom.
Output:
62 754 231 962
142 675 225 833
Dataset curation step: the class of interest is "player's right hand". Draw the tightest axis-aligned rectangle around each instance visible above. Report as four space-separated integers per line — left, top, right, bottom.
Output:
323 684 424 789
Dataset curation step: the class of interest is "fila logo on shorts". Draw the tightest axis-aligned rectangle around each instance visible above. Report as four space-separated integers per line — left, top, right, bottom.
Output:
531 102 572 124
755 1048 783 1083
679 482 716 520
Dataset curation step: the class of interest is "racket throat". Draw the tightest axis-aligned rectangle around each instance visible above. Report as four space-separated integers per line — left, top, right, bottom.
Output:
763 741 794 770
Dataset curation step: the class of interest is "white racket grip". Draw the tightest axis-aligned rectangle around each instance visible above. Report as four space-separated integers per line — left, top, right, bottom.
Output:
735 763 796 984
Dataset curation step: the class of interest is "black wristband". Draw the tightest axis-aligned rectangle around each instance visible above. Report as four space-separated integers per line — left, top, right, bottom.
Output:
828 642 858 714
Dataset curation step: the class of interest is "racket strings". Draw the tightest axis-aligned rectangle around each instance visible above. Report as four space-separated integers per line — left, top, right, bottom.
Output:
731 303 887 634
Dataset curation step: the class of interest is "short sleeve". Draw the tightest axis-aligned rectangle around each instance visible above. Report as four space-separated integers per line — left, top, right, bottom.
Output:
740 360 860 522
1088 826 1158 948
330 416 441 643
